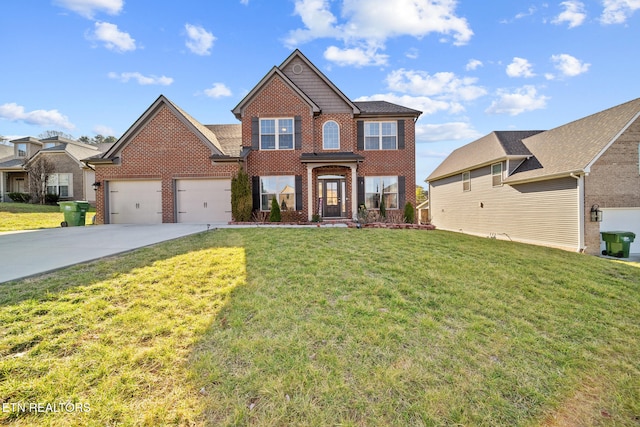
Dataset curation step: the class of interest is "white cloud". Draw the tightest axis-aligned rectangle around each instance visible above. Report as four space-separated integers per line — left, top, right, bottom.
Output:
506 57 535 78
185 24 215 56
601 0 640 24
550 53 590 77
323 45 388 67
416 122 482 142
240 0 249 4
54 0 123 19
356 93 463 115
91 21 136 52
93 124 115 136
466 59 483 71
552 1 587 28
286 0 473 66
108 72 173 85
0 103 75 130
204 83 232 98
386 69 486 101
485 86 549 116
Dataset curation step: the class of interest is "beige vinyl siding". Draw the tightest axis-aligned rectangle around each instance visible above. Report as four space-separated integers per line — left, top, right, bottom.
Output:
430 165 580 250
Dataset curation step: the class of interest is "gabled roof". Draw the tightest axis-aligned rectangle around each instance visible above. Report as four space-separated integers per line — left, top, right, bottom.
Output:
232 65 321 119
205 124 242 157
97 95 226 162
28 140 99 168
505 97 640 183
427 130 542 181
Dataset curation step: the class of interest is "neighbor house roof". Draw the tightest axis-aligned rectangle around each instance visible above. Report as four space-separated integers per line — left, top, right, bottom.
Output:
428 97 640 184
427 130 542 181
28 139 100 168
505 97 640 183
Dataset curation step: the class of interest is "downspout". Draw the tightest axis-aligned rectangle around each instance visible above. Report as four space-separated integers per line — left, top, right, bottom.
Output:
570 173 586 252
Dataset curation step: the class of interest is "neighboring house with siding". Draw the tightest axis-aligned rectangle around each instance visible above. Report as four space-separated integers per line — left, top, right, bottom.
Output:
88 50 421 224
0 136 105 203
427 97 640 255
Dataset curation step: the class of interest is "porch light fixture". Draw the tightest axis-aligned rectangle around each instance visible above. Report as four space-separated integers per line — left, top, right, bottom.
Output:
92 181 101 191
590 204 603 222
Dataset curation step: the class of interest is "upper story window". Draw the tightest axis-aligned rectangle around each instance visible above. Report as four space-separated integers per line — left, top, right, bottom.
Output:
462 171 471 192
323 121 339 150
17 143 27 157
365 121 397 150
491 163 503 187
260 118 293 150
43 142 56 149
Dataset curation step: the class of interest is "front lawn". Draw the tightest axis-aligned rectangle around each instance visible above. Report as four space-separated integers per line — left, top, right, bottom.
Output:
1 229 638 426
0 202 95 231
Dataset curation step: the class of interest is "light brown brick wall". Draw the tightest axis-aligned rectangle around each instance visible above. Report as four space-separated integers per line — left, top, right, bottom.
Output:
94 105 240 224
584 118 640 253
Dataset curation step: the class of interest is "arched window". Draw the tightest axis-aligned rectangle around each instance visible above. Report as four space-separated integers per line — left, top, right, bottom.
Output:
323 121 339 150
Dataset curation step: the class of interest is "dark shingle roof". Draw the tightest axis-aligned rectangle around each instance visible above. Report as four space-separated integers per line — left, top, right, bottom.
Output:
354 101 422 116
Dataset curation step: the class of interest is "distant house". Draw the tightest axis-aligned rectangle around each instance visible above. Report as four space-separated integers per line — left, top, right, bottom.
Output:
427 98 640 255
87 50 422 224
0 136 110 203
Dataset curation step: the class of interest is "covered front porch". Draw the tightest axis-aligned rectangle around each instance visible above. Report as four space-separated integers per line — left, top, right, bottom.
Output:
301 152 363 221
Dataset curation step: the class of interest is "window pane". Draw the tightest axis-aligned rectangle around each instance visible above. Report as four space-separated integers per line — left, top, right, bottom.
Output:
383 177 398 193
365 122 379 136
261 194 274 211
47 186 56 195
261 135 276 149
279 134 293 149
323 121 339 149
59 174 70 185
381 136 396 149
384 193 398 209
59 186 69 197
492 164 502 186
365 193 380 209
365 177 381 193
261 119 275 134
365 137 379 150
279 119 293 134
381 122 396 136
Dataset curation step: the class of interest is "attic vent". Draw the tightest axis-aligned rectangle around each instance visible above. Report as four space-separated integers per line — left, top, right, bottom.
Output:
292 63 303 74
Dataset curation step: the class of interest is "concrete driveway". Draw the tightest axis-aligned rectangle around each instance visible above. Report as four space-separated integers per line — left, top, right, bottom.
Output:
0 223 219 283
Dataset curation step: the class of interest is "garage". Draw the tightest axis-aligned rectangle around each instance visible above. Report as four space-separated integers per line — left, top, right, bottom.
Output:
600 208 640 254
175 179 231 223
108 180 162 224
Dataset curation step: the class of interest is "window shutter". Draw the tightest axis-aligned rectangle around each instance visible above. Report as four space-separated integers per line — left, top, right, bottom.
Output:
252 176 260 210
398 176 406 207
357 177 365 207
251 117 259 150
397 120 405 149
357 120 364 150
295 116 302 150
295 175 303 210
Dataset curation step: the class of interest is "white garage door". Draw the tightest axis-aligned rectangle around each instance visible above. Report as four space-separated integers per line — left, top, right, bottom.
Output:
176 179 231 223
600 208 640 254
109 180 162 224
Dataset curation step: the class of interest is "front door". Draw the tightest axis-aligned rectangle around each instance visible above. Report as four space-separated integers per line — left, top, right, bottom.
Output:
323 179 341 217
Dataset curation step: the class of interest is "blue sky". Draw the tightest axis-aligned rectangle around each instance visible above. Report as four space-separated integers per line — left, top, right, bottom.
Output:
1 0 639 184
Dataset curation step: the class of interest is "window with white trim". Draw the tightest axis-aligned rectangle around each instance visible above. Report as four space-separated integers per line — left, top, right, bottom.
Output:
365 176 399 209
364 122 397 150
260 176 295 211
47 173 72 197
323 121 339 150
491 163 503 187
462 171 470 192
260 118 293 150
17 143 27 157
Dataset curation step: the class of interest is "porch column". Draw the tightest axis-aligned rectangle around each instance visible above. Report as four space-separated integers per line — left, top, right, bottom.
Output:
0 172 4 202
307 165 313 221
350 165 357 220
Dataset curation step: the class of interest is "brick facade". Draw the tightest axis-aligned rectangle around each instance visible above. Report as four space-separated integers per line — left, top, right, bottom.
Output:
584 117 640 254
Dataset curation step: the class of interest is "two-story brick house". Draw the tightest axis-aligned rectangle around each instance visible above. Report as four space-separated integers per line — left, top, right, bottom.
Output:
88 50 422 224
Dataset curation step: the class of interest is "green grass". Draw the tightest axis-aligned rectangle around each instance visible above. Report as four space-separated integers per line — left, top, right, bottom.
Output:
1 228 639 426
0 202 95 231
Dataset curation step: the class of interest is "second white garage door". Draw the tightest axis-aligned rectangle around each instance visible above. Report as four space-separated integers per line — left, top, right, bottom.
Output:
109 180 162 224
176 179 231 223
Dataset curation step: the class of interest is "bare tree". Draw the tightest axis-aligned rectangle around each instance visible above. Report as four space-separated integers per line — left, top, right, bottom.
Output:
38 130 75 140
25 157 55 204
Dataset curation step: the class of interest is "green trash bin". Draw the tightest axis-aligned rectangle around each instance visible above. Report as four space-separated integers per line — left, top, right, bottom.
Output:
601 231 636 258
58 201 90 227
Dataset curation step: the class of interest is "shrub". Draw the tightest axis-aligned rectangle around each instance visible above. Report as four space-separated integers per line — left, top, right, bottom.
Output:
231 168 252 222
8 192 31 203
269 197 281 222
45 194 60 205
403 202 415 224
